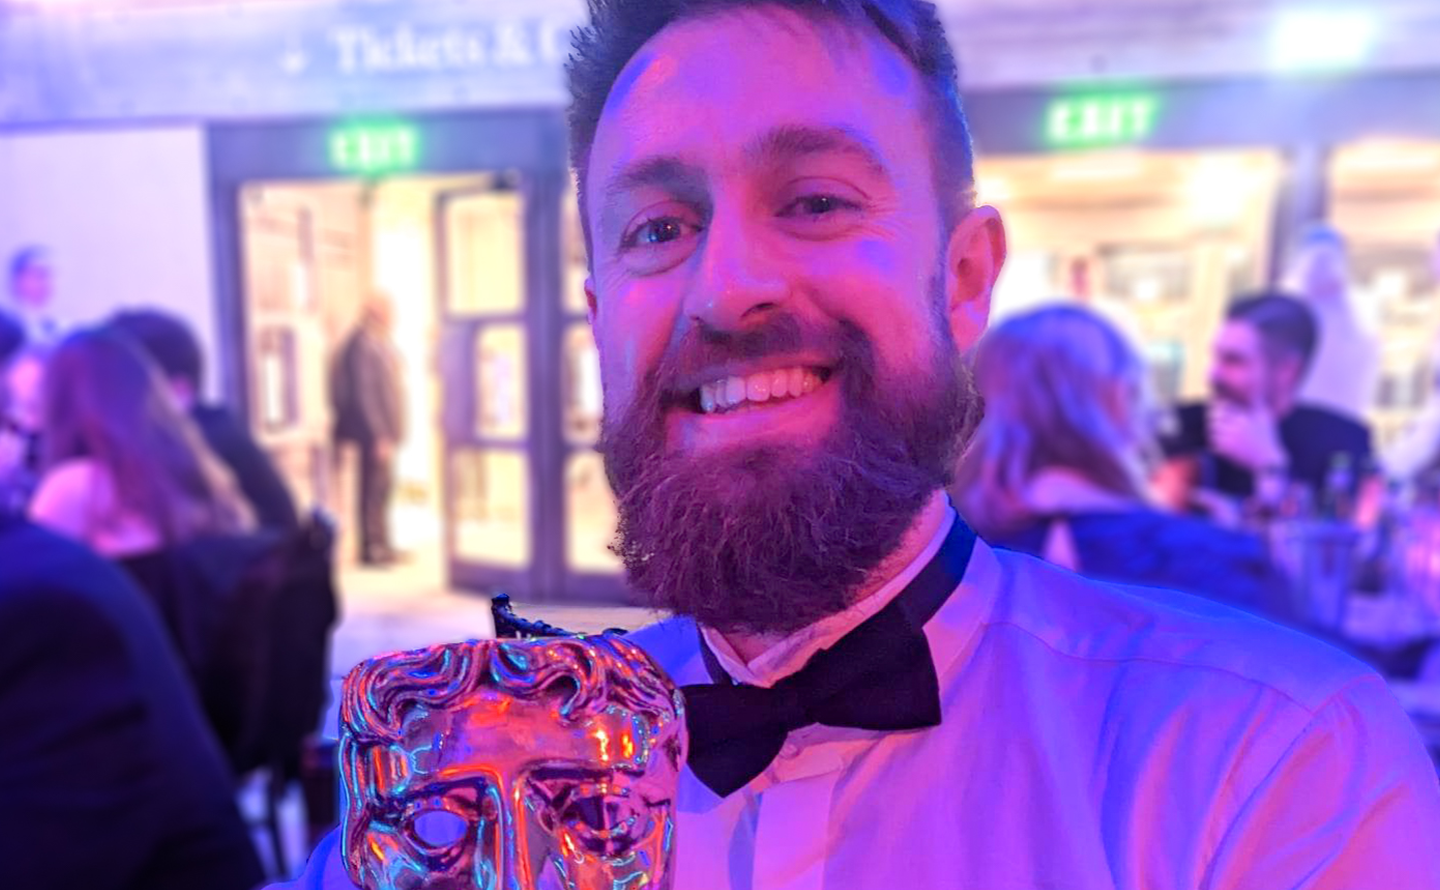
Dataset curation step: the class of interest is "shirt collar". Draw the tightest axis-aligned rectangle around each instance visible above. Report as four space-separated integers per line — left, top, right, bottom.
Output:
701 498 957 689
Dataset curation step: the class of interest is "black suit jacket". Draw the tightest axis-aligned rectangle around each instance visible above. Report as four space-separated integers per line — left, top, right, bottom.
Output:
0 518 265 890
192 404 299 531
1162 401 1373 499
331 326 404 445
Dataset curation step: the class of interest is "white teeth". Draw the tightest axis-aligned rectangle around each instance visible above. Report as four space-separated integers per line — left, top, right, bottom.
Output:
787 367 806 397
770 369 790 399
747 374 771 404
725 376 746 408
698 367 825 414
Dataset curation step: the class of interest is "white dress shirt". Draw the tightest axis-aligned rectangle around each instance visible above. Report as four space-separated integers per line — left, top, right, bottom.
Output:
13 306 60 346
274 510 1440 890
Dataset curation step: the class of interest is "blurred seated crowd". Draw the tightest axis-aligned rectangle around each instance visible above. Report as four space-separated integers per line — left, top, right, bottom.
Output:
1 228 1438 887
0 295 336 888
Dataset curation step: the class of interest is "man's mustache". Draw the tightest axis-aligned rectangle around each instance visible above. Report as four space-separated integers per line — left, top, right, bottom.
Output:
651 315 847 400
1210 380 1252 408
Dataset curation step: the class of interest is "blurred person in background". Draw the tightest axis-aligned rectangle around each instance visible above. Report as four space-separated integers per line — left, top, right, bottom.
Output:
0 341 48 515
1160 292 1372 512
0 512 266 890
27 327 254 558
8 246 60 344
0 310 31 514
1 318 265 888
0 309 21 361
26 328 278 770
1287 224 1380 421
329 293 405 566
955 304 1289 617
109 308 299 531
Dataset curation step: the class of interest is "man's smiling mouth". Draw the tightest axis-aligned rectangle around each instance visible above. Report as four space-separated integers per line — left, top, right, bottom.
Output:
694 366 833 415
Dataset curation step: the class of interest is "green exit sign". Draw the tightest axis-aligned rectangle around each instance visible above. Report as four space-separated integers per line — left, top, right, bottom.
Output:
1046 95 1159 148
329 124 419 175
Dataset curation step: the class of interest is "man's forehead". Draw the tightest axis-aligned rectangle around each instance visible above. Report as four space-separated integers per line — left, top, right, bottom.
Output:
1218 320 1260 354
589 6 926 186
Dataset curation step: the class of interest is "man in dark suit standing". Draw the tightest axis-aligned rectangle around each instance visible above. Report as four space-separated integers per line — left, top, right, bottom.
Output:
0 515 266 889
108 308 300 532
330 293 405 566
8 246 60 344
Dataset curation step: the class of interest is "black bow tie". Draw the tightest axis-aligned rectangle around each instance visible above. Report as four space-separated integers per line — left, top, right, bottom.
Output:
681 517 976 798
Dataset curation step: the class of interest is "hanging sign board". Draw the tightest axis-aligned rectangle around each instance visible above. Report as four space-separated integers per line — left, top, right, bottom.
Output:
0 0 584 125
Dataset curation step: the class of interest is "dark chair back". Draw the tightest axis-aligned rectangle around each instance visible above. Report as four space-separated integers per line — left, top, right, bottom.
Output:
127 514 338 778
219 513 339 778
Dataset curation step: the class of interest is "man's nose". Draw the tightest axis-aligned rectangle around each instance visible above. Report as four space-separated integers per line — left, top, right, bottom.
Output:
684 207 789 333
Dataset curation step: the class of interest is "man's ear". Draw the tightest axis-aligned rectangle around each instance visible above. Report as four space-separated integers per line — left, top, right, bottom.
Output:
1279 355 1307 400
943 205 1006 352
585 276 599 330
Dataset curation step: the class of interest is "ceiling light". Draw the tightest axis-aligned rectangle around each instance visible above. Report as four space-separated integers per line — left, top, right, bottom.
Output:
1271 9 1378 72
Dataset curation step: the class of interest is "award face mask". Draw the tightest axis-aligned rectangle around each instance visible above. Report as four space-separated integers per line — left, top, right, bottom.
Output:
338 636 687 890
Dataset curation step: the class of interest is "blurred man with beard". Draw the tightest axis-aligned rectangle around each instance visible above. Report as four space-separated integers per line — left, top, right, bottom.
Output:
273 2 1440 888
1161 292 1372 507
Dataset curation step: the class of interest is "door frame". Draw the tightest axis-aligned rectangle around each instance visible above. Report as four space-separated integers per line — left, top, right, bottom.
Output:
432 180 556 600
207 110 603 602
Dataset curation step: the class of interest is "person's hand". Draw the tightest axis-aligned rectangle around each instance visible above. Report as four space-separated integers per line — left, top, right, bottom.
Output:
376 440 395 462
1208 400 1287 474
1189 488 1245 530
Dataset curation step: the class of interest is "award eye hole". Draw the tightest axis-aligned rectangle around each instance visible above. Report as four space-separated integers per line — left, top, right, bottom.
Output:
562 795 641 841
569 796 611 831
409 809 469 849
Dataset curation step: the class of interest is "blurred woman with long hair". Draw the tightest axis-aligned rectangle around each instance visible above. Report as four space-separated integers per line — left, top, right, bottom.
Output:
28 327 253 556
954 304 1287 615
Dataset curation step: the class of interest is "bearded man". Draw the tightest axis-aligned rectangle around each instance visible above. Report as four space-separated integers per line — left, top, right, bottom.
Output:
275 1 1440 888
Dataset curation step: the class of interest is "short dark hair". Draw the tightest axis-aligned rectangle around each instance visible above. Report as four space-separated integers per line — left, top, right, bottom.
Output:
106 308 205 389
9 246 47 285
566 0 974 245
1227 291 1318 377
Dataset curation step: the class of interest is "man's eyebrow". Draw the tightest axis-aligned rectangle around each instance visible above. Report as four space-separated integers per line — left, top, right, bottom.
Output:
746 124 890 177
602 156 706 204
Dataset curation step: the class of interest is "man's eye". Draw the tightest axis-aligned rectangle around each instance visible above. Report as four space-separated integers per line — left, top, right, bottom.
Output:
622 217 694 249
780 194 857 218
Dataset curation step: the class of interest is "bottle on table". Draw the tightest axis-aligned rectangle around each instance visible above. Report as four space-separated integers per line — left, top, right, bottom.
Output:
1320 452 1356 523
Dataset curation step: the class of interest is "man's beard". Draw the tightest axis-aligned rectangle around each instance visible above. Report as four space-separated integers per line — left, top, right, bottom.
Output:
599 298 977 636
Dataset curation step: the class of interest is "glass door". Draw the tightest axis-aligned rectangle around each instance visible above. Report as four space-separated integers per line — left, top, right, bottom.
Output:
436 179 535 596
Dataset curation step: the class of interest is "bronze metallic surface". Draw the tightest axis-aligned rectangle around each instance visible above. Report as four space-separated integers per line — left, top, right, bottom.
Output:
338 636 686 889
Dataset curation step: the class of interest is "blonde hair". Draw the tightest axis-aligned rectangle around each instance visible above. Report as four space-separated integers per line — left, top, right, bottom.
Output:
41 328 253 544
954 304 1154 536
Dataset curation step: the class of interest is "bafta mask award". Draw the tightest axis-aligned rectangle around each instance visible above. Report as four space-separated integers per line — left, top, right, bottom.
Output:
338 636 687 889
